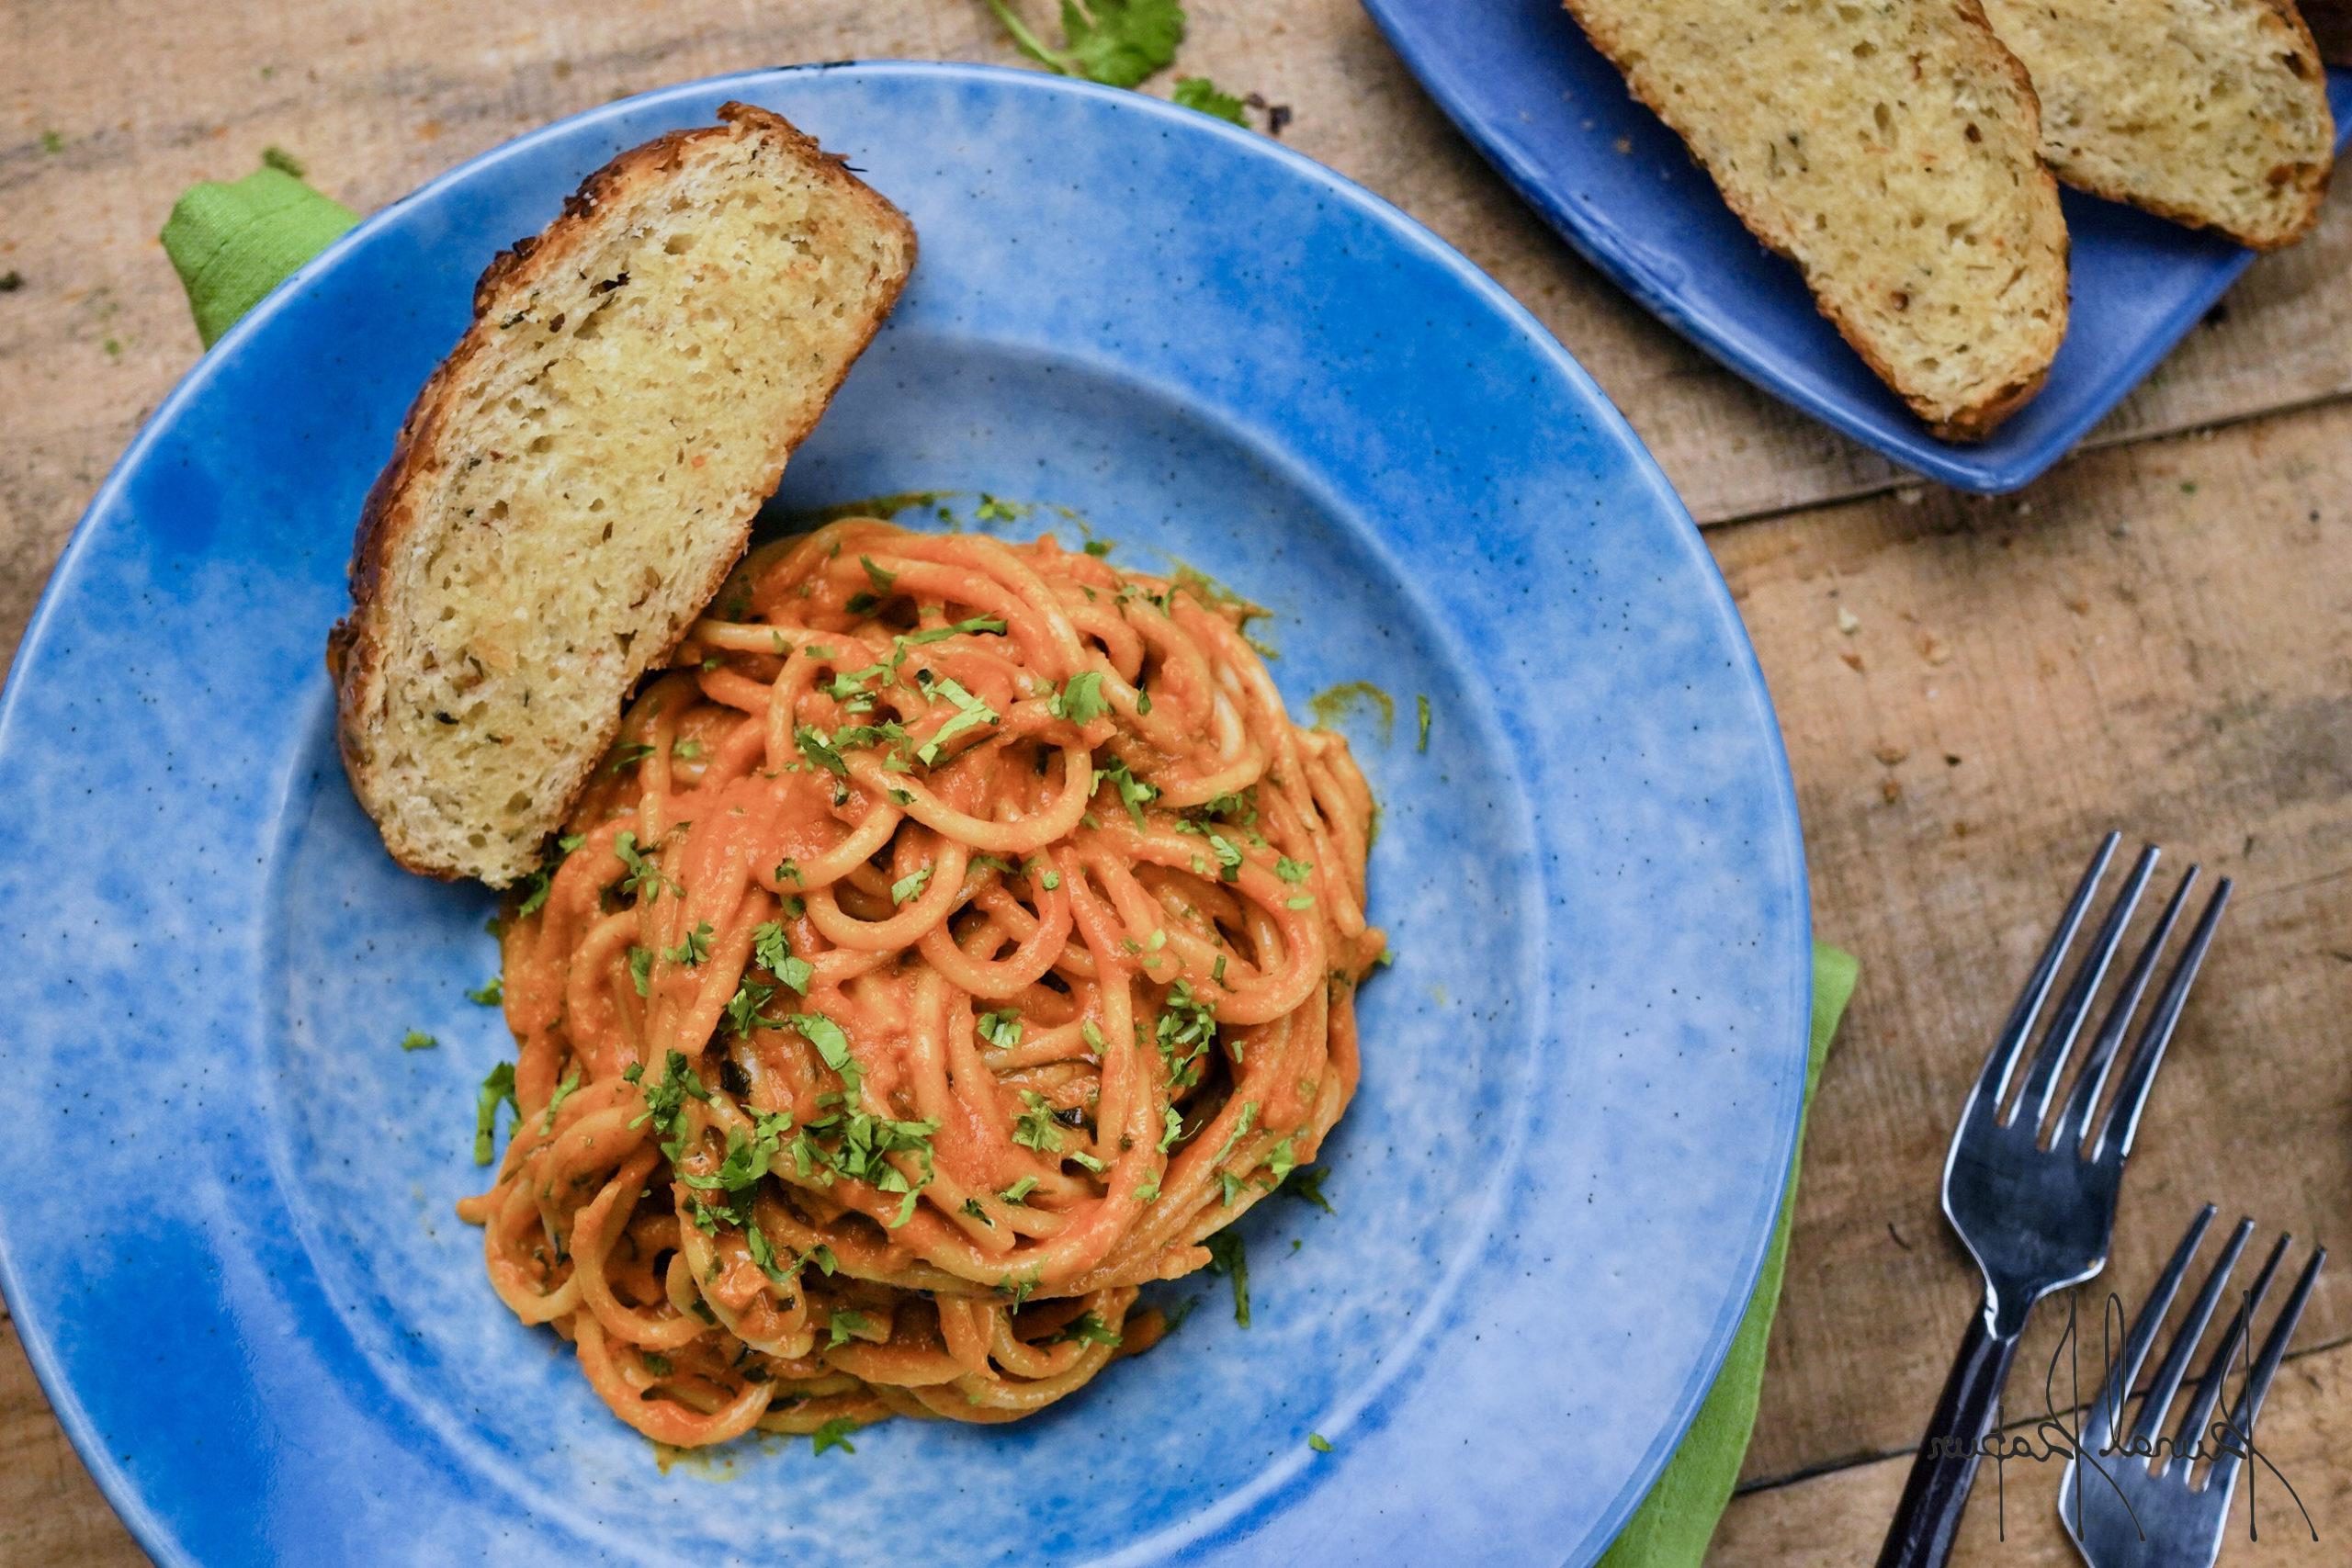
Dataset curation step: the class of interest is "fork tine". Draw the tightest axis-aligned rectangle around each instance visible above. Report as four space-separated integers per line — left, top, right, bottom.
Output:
2088 1204 2216 1446
2012 843 2158 1133
2169 1233 2289 1470
2128 1217 2254 1457
2056 867 2197 1148
2208 1246 2327 1495
1968 831 2120 1124
2093 875 2232 1163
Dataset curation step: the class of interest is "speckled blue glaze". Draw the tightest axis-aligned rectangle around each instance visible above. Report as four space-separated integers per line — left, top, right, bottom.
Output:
0 64 1808 1567
1363 0 2352 494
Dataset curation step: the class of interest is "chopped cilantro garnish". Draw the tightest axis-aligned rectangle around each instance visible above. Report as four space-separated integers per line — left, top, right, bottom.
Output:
1155 981 1219 1086
724 976 782 1037
1275 857 1313 884
1100 757 1159 827
1286 1164 1335 1214
613 830 675 901
1307 1432 1333 1453
999 1176 1040 1204
962 1196 994 1225
899 615 1008 646
1050 670 1110 725
473 1062 517 1164
974 493 1023 523
628 945 653 997
514 832 584 919
1057 1311 1123 1348
671 739 705 762
845 592 879 615
1205 832 1243 882
1134 1178 1161 1202
1158 1105 1184 1152
810 1417 858 1456
1204 1231 1250 1325
918 676 998 764
540 1067 582 1132
628 1050 710 1145
774 859 804 885
793 1012 857 1090
795 725 850 777
1266 1135 1298 1184
663 921 714 966
1083 538 1114 558
1417 694 1432 753
1012 1091 1066 1153
827 1308 870 1348
1285 895 1315 910
400 1029 437 1052
745 1223 795 1287
1172 76 1248 124
976 1010 1024 1050
1212 1101 1259 1169
859 555 897 591
1080 1019 1106 1051
752 920 813 993
890 865 933 905
465 977 503 1007
608 741 656 773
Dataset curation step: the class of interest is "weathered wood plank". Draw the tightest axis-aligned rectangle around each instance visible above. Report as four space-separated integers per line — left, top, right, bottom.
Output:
1714 1333 2352 1564
0 1314 144 1566
1718 396 2352 1487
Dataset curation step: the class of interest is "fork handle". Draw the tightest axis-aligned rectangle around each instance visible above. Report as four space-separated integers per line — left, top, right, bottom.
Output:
1876 1306 2022 1568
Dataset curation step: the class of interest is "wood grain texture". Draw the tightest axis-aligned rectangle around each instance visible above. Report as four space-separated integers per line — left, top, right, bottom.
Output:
1715 1333 2352 1564
1719 393 2352 1496
2 4 2350 1565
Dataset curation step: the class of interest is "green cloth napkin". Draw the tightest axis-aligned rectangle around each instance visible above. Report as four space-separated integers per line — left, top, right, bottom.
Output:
161 166 1860 1567
1601 941 1858 1566
161 164 356 346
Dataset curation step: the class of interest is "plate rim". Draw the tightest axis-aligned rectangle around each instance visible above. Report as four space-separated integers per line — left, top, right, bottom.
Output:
0 59 1812 1567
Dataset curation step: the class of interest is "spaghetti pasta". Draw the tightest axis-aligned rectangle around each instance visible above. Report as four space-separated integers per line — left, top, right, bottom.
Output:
457 519 1385 1445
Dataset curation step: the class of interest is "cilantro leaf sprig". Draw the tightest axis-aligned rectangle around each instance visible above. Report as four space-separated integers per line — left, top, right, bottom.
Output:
984 0 1184 88
473 1062 518 1165
1172 76 1246 125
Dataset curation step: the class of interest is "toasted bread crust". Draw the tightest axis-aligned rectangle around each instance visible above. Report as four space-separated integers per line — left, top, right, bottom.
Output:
1984 0 2334 251
329 102 914 884
1562 0 2069 441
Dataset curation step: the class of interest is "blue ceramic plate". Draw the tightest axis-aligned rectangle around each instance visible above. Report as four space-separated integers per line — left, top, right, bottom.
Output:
1363 0 2352 493
0 63 1808 1567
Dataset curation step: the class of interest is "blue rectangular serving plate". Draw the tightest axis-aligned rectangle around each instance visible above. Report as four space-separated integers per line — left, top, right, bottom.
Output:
1363 0 2352 493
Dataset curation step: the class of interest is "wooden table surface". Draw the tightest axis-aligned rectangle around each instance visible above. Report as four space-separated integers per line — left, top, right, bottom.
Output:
4 2 2347 1562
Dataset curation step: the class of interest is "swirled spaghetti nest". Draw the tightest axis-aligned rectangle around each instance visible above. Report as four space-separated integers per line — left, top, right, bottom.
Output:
459 519 1383 1446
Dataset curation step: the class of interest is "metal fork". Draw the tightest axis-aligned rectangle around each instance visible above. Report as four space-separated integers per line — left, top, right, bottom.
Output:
2061 1205 2327 1567
1877 833 2233 1567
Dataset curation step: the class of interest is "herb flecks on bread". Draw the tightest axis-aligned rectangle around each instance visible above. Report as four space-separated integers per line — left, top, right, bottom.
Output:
1980 0 2335 250
1562 0 2071 439
328 103 916 886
